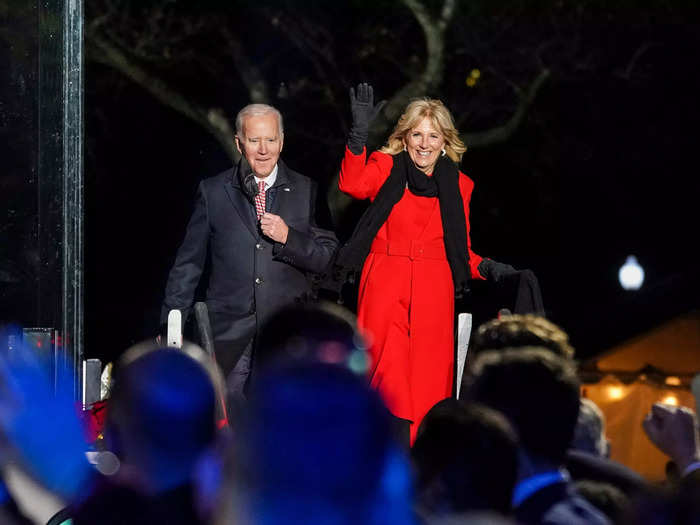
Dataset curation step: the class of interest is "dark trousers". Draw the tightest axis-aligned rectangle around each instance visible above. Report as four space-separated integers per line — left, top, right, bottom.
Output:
214 337 254 414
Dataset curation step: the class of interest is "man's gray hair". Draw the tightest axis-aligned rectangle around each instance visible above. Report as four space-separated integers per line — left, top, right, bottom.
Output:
235 103 284 138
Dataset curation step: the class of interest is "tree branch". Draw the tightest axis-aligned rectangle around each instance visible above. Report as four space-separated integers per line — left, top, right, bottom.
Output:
616 42 660 81
267 10 349 132
332 0 458 225
367 0 456 147
382 0 456 119
221 26 270 103
461 68 550 148
87 30 240 163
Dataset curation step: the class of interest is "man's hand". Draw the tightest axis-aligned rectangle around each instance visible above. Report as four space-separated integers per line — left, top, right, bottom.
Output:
642 403 700 472
260 213 289 244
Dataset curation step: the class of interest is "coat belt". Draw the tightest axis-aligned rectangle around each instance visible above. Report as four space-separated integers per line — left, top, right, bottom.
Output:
370 238 447 261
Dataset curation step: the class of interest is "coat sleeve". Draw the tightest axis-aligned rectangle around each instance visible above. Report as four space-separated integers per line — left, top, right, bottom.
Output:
338 146 393 201
161 182 210 323
273 181 339 274
460 173 486 280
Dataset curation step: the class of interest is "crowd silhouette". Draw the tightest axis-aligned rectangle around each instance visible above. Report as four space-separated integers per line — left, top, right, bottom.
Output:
1 307 699 525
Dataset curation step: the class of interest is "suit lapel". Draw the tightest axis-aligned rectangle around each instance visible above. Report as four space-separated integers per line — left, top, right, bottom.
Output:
224 168 258 239
269 161 295 217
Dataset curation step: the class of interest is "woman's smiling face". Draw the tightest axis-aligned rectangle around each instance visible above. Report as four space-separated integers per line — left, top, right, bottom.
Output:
404 116 445 174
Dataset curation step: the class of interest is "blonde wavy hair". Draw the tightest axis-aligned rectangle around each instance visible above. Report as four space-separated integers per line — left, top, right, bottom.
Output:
380 98 467 162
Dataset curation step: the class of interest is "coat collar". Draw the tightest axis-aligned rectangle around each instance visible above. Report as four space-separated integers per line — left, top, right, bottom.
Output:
225 163 257 239
229 159 293 190
225 159 295 239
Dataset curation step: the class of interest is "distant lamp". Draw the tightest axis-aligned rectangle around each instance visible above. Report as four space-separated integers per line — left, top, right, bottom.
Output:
618 255 644 290
665 376 681 386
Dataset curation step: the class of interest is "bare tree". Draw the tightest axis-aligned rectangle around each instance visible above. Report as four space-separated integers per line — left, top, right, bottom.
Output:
87 0 274 163
85 0 550 220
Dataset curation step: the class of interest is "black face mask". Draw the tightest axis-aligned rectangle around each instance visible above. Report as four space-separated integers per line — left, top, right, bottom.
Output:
237 154 259 203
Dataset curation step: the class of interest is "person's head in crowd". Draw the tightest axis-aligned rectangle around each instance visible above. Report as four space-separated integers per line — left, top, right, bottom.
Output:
412 398 518 517
574 480 629 523
221 362 414 525
114 339 228 429
467 347 581 473
255 301 368 374
572 398 610 457
380 98 466 173
104 345 218 494
471 314 575 359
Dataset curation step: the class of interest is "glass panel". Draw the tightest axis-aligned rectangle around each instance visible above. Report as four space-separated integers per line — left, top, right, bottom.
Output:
62 0 85 395
1 2 40 327
0 0 83 398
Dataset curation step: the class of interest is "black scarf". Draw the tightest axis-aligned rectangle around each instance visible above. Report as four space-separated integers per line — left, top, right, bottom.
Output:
334 150 470 297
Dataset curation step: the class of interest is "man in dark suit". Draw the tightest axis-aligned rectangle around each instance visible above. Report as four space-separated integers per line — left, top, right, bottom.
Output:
161 103 337 399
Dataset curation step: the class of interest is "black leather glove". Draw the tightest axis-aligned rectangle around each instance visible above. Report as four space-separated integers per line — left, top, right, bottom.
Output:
478 258 518 283
347 83 387 154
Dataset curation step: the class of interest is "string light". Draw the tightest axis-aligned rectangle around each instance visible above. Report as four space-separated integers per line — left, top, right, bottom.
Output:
607 385 625 400
661 394 679 406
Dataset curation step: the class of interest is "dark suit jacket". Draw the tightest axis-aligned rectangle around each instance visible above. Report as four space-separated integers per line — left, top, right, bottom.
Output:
162 160 338 360
565 449 648 497
515 480 610 525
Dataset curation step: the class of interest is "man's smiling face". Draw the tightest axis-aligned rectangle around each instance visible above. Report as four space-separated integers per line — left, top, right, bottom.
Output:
236 112 284 178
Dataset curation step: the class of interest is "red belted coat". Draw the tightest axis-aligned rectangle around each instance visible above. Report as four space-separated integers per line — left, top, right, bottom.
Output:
339 147 485 443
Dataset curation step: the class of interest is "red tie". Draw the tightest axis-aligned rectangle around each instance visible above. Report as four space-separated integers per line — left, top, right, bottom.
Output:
255 181 266 221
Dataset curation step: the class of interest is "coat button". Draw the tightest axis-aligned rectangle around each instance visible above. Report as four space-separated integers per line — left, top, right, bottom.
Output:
255 243 263 250
255 277 263 284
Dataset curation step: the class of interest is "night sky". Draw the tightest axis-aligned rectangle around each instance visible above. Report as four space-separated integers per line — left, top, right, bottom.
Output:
77 1 700 364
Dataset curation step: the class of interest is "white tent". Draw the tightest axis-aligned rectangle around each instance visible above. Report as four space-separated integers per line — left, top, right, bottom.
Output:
581 311 700 480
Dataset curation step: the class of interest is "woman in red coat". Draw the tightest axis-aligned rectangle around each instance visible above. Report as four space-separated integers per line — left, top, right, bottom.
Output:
336 84 513 444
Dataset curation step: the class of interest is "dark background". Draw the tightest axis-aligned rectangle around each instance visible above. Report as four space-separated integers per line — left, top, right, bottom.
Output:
9 0 700 365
